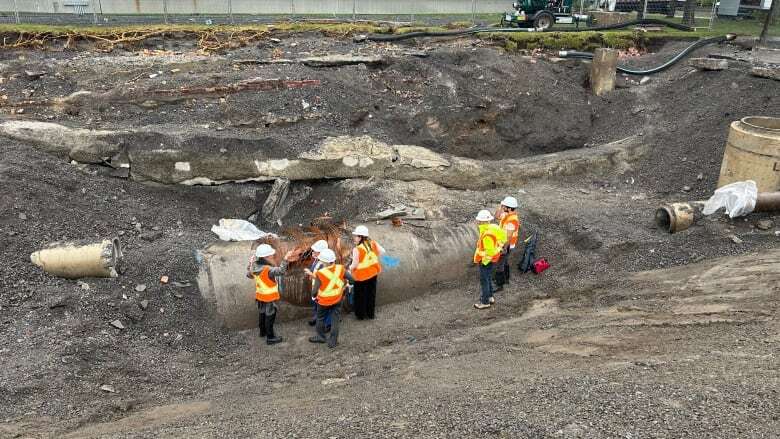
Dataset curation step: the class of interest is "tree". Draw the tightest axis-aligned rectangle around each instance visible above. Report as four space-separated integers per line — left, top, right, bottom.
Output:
759 0 780 44
682 0 697 26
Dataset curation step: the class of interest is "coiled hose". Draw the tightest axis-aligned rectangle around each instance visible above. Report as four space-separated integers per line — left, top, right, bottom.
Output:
558 34 734 75
358 18 693 42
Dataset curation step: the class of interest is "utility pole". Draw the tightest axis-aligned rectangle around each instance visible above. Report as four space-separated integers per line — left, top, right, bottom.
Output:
228 0 234 24
352 0 356 21
759 0 779 44
13 0 19 24
163 0 169 24
641 0 648 19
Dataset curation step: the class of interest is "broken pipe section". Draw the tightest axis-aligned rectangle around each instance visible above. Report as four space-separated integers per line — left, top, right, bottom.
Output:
30 238 123 278
656 192 780 233
196 224 478 330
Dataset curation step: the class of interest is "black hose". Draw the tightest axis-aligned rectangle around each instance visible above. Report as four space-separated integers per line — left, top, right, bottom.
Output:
359 18 693 42
559 35 730 75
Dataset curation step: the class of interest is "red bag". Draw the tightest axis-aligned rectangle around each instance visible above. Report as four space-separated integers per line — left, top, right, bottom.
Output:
532 258 550 274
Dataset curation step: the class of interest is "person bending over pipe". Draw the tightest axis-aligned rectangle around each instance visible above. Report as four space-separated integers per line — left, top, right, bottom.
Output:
348 225 384 320
473 210 506 310
304 239 332 330
309 248 354 348
248 244 297 345
493 196 521 292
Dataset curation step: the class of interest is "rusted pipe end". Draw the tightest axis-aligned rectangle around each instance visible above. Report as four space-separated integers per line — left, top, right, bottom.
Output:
655 206 674 233
655 203 698 234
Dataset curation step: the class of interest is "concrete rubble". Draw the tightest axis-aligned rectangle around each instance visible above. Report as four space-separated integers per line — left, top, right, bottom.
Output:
689 57 729 71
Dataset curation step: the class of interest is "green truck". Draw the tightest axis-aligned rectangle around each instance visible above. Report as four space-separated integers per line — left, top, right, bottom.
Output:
501 0 590 30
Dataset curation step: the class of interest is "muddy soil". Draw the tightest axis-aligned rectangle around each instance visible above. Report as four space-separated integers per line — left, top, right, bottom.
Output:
0 32 779 438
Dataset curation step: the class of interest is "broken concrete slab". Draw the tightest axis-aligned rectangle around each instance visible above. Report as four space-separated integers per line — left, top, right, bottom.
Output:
301 55 386 67
751 66 780 81
261 178 291 225
752 45 780 65
3 78 321 112
374 205 426 221
689 58 729 71
0 120 645 191
590 48 618 96
235 55 386 68
0 120 122 163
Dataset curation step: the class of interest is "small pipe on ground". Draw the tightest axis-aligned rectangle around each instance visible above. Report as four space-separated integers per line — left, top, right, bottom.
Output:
656 192 780 233
30 238 123 278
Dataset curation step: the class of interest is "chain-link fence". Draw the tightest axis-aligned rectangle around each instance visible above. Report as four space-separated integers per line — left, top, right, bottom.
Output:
0 0 775 37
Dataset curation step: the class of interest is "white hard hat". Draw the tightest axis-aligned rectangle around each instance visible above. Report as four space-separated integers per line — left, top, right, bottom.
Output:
319 248 336 263
501 196 518 209
475 210 494 221
352 225 369 237
255 244 276 258
311 239 329 253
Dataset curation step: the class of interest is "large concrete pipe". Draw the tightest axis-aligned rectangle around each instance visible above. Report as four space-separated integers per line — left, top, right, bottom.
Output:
196 223 479 330
30 238 123 278
718 116 780 192
655 192 780 233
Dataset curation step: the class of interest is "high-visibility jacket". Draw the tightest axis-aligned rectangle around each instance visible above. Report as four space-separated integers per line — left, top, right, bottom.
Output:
254 266 280 302
499 212 521 248
353 240 382 281
315 264 346 306
473 223 505 265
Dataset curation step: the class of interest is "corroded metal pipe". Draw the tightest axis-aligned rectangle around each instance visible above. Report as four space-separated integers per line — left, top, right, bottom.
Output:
656 192 780 233
196 223 479 330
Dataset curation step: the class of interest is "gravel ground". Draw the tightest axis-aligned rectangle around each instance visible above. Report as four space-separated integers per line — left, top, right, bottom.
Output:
0 32 779 438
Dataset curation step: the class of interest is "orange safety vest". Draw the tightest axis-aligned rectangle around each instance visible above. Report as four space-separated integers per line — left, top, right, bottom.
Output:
254 266 280 302
473 226 501 264
315 264 346 307
499 212 520 248
353 240 382 281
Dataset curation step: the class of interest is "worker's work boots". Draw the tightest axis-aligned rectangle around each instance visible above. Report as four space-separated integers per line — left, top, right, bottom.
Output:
265 314 283 345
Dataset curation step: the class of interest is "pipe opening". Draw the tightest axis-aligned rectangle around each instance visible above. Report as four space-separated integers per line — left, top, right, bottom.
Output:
110 237 124 274
742 116 780 132
655 207 673 233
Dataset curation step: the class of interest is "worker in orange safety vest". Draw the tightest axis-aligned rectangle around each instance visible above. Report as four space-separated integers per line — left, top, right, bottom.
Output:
304 239 330 328
248 243 296 345
309 248 354 348
348 225 385 320
494 196 521 292
473 210 506 309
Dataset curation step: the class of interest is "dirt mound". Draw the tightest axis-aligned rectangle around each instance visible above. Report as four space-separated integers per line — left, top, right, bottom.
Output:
0 40 593 161
2 33 780 437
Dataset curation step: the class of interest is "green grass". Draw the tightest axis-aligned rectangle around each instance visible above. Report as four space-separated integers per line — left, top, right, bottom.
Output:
0 13 774 51
0 21 388 35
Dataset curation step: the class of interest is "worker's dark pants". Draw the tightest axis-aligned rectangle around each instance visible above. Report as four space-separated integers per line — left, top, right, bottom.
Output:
353 276 378 320
311 298 332 326
316 302 341 346
495 247 513 288
479 262 495 305
257 301 278 337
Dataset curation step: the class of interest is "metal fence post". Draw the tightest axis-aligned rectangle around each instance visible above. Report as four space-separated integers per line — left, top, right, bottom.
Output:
708 0 716 30
13 0 19 24
163 0 169 24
